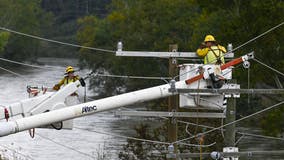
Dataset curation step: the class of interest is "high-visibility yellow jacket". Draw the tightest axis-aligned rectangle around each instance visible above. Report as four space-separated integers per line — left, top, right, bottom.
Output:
58 75 80 87
196 45 227 64
53 75 80 91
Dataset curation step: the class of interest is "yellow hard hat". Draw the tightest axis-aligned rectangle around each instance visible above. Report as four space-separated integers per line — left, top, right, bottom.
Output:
65 66 74 74
204 35 216 42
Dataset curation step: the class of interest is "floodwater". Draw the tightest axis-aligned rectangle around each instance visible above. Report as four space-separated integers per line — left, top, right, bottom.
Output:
0 58 132 160
0 58 283 160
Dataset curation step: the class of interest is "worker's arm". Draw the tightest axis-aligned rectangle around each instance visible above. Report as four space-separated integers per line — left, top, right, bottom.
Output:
53 78 65 90
196 48 209 57
196 42 209 57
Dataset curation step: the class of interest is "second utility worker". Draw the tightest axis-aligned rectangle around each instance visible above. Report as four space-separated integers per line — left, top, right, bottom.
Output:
196 35 227 65
53 66 81 106
53 66 80 91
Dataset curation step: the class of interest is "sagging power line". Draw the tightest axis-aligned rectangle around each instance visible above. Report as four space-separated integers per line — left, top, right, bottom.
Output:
0 27 115 54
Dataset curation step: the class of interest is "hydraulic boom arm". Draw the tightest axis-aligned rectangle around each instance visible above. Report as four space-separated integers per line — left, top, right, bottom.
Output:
0 52 254 137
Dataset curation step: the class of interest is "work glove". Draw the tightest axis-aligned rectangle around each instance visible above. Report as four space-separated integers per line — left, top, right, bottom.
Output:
199 42 206 49
53 84 60 91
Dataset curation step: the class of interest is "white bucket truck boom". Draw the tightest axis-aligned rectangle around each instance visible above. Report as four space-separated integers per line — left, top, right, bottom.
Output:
0 52 253 137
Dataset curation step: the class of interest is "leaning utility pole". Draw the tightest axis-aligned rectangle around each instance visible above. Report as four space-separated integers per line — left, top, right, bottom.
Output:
168 44 179 160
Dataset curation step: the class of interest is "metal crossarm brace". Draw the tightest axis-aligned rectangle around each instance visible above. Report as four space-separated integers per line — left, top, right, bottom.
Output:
115 110 225 118
177 89 284 94
166 150 284 158
116 51 235 58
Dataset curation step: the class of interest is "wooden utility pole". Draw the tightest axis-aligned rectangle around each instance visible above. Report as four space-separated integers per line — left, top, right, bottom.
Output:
224 97 236 146
168 44 179 160
224 79 237 148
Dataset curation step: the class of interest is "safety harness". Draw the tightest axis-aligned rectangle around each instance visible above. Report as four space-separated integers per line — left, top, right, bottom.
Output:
208 46 224 65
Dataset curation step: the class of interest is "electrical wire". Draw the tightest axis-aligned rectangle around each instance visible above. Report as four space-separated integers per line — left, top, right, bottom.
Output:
173 100 284 144
0 59 173 83
236 132 284 141
0 65 57 88
74 126 170 145
36 133 96 159
0 18 283 158
186 21 284 71
152 107 284 141
234 134 245 145
120 106 217 130
232 21 284 52
74 126 213 148
83 105 284 150
179 141 216 148
117 107 218 148
234 131 284 145
0 21 283 77
120 107 284 143
0 57 52 69
173 65 199 81
95 73 171 82
184 94 225 110
205 21 284 65
0 27 115 54
0 66 25 78
253 58 284 77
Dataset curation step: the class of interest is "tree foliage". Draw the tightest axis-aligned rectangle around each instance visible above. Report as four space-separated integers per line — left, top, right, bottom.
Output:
0 32 10 54
77 0 202 97
0 0 53 61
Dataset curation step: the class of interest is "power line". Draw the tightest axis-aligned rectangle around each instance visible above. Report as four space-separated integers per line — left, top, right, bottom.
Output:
179 142 216 148
233 21 284 52
0 57 52 69
0 21 283 71
95 73 171 82
120 106 284 143
237 132 284 141
174 100 284 144
253 58 284 77
183 119 284 142
180 118 284 142
0 27 115 54
74 126 213 148
0 66 25 78
36 133 96 159
192 21 284 68
116 107 220 148
1 20 281 78
74 126 171 145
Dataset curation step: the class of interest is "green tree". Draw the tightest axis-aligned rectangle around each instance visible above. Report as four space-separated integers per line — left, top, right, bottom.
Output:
0 0 53 61
77 0 200 97
0 32 10 54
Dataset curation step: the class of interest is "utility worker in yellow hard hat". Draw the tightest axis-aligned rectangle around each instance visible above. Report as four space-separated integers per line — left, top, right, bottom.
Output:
196 35 227 64
53 66 81 106
53 66 80 93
